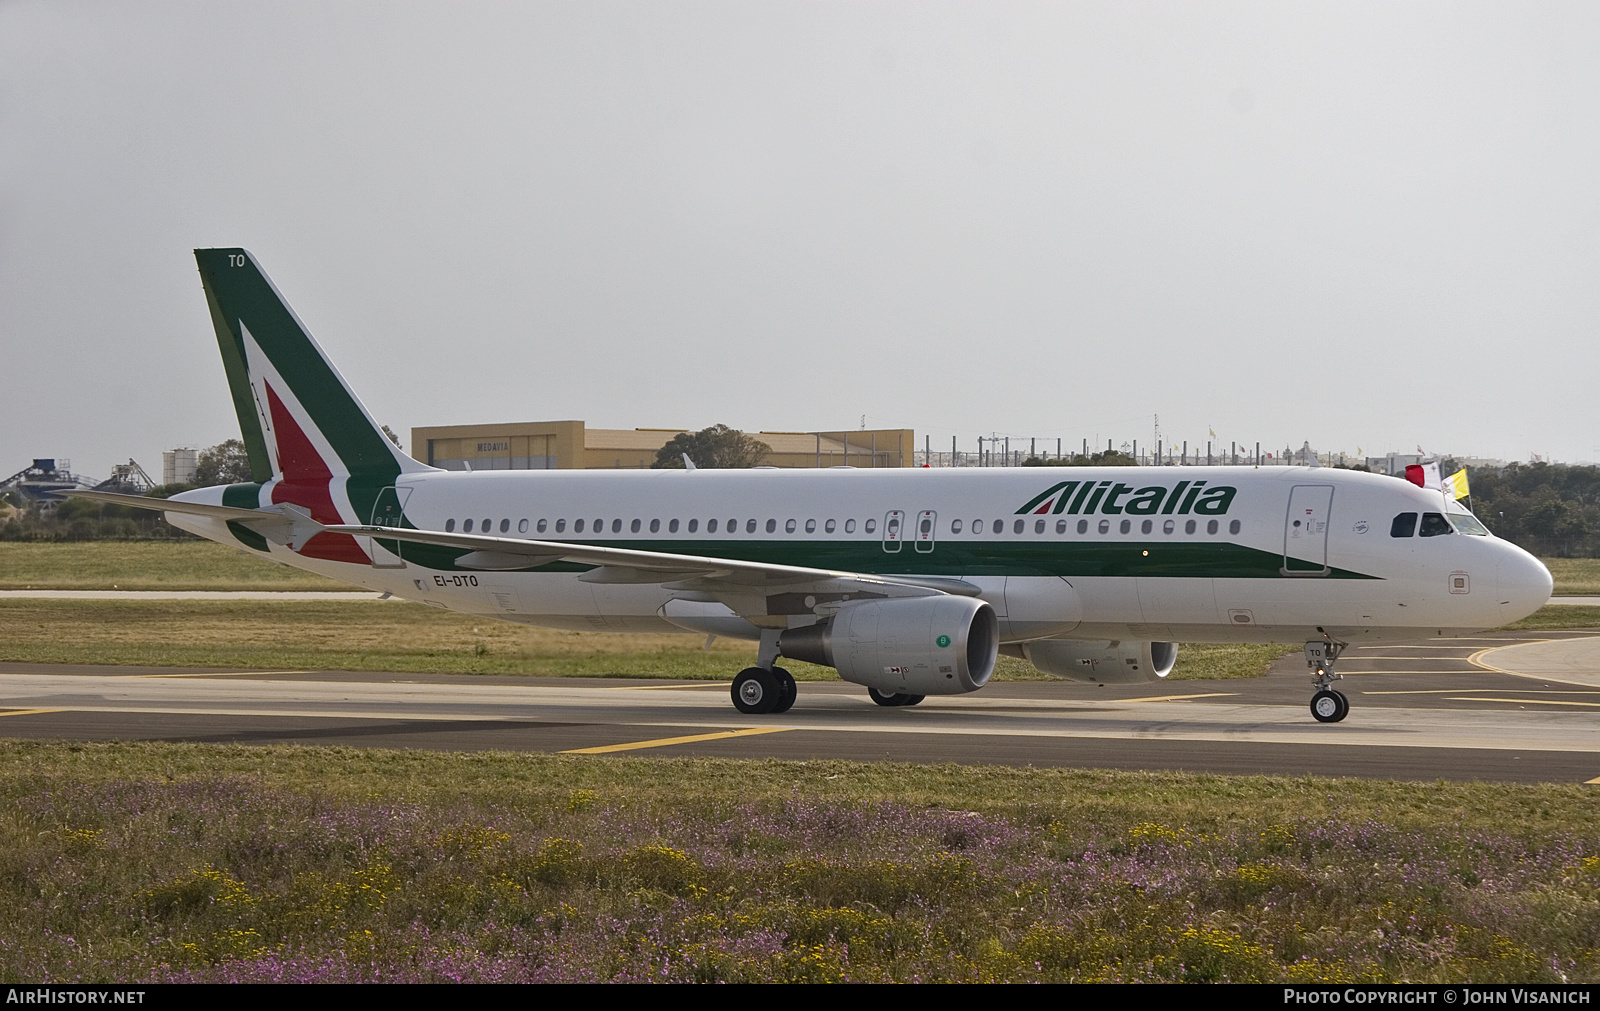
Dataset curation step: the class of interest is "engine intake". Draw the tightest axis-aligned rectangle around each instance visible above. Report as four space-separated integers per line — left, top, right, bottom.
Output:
779 596 998 695
1021 639 1177 684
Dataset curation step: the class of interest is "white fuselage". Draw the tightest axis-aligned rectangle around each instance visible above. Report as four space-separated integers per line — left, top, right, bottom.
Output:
169 465 1553 646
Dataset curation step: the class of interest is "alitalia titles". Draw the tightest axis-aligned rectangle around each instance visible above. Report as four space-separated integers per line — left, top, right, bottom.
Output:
1016 480 1237 517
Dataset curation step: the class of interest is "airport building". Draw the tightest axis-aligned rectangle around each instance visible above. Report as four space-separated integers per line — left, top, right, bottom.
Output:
411 421 915 471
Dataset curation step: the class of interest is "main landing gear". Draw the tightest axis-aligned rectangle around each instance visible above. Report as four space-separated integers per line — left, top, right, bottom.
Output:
868 687 925 707
732 666 796 714
1305 639 1350 723
731 630 798 715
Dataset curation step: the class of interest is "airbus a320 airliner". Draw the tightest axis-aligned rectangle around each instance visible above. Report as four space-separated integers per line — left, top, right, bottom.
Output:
74 249 1553 724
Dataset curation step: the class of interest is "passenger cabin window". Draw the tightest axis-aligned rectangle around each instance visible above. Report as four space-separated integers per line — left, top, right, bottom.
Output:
1419 512 1453 537
992 520 1004 534
1119 519 1131 534
1391 512 1418 538
537 519 547 533
463 519 474 533
648 519 659 533
1229 519 1241 534
667 519 678 533
1056 519 1067 534
1141 520 1153 534
825 519 836 533
1097 519 1110 534
1013 519 1024 534
555 519 566 533
766 519 777 533
707 519 717 533
746 518 757 533
612 519 622 533
482 518 490 532
785 519 796 533
518 519 528 534
1206 519 1218 534
632 519 642 533
574 519 585 533
500 519 510 533
686 519 697 533
804 519 815 533
1034 519 1045 534
1077 519 1089 534
951 519 964 534
845 519 856 533
865 519 877 534
445 518 456 532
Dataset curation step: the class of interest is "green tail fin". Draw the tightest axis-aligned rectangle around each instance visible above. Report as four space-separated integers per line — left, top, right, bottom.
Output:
194 248 428 484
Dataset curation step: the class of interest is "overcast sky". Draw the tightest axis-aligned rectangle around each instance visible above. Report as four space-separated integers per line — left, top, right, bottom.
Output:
4 1 1597 480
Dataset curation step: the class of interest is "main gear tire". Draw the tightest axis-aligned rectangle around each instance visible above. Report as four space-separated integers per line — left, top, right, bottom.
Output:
868 687 922 707
770 666 798 713
733 667 780 715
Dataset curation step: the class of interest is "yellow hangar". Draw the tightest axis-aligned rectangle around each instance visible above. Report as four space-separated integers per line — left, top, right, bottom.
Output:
411 421 915 471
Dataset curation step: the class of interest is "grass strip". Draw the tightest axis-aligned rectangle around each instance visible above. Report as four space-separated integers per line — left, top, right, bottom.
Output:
0 541 349 591
0 599 1299 680
1 740 1596 983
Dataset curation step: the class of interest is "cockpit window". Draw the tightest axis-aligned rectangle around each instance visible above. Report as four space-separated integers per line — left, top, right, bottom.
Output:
1449 512 1490 536
1419 512 1453 537
1390 513 1417 537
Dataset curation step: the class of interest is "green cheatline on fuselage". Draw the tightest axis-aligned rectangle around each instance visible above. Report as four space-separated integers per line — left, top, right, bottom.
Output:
365 536 1380 580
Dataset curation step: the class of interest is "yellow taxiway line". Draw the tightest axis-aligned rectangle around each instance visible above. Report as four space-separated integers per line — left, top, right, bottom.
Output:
562 727 792 754
1446 697 1600 708
606 682 732 690
135 670 313 679
1365 688 1600 696
0 708 62 717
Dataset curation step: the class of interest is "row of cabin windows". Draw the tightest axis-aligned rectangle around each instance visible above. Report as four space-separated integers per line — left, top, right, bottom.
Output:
955 517 1242 536
443 516 873 535
440 515 1244 537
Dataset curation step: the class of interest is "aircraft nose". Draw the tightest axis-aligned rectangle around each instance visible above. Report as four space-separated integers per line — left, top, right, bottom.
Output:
1497 546 1553 624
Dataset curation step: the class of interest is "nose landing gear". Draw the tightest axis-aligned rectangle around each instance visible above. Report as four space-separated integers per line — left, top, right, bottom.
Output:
1306 639 1349 723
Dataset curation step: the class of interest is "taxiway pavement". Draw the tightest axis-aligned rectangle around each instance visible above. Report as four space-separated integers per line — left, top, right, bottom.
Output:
2 629 1598 783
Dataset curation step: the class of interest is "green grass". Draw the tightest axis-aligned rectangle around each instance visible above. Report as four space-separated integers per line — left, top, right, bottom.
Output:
1500 604 1600 629
2 741 1598 983
0 599 1302 681
0 541 350 591
1542 557 1600 595
2 600 1589 680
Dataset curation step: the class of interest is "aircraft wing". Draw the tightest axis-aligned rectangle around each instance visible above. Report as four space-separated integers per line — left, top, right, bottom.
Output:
325 523 979 615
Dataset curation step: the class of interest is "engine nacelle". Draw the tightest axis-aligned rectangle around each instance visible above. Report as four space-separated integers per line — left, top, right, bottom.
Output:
1021 639 1177 684
779 596 998 696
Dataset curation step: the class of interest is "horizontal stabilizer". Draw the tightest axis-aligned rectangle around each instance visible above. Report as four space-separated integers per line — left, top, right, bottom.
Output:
59 489 326 548
60 489 286 525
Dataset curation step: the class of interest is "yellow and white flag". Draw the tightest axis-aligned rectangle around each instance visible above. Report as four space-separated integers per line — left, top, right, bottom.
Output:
1444 468 1470 500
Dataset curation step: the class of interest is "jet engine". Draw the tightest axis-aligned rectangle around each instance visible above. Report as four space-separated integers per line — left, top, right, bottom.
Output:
1021 639 1176 684
779 596 998 696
